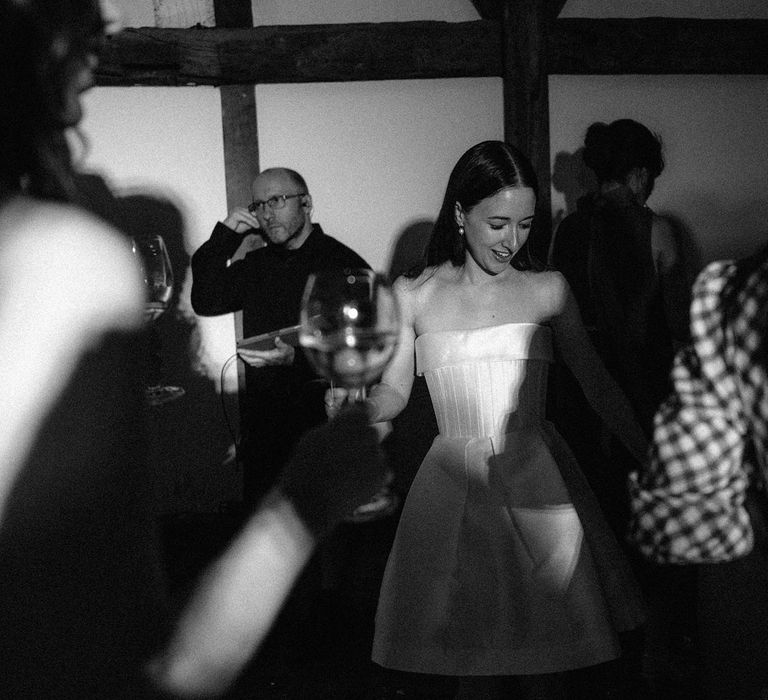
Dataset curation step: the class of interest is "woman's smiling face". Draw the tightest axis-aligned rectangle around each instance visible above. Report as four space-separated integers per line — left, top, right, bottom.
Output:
456 186 536 275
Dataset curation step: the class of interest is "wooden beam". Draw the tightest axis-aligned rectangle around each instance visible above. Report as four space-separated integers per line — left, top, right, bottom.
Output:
219 86 259 218
214 0 258 214
213 0 251 28
95 18 768 86
470 0 502 21
548 0 568 23
96 21 501 85
501 0 552 260
213 0 256 399
551 18 768 74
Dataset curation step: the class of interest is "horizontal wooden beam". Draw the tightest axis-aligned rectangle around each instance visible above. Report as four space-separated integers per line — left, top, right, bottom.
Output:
95 21 501 85
94 18 768 86
550 18 768 74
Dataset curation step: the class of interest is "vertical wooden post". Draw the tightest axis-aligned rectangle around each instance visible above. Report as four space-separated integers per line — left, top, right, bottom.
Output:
501 0 553 260
213 1 257 445
213 1 258 343
220 85 260 231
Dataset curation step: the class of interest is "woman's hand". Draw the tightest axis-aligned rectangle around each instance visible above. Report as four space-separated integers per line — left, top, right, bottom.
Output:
323 386 366 418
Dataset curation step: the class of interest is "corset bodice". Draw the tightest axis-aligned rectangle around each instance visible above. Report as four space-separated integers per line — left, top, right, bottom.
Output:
415 323 552 438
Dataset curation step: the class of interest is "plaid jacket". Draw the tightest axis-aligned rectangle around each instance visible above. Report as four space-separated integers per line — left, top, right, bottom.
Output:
629 255 768 563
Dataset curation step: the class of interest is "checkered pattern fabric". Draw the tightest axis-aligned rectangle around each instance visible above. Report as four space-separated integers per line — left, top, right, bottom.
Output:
629 257 768 563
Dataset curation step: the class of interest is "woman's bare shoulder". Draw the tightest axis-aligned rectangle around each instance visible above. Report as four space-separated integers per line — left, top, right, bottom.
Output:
527 268 568 294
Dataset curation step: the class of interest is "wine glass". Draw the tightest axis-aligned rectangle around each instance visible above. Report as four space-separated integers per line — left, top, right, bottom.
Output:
299 268 400 521
132 234 173 321
131 234 185 406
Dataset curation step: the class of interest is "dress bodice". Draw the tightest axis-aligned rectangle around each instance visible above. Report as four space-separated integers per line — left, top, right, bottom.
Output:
415 323 552 438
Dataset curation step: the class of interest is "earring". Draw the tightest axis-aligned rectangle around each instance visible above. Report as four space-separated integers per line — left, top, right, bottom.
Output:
458 225 465 237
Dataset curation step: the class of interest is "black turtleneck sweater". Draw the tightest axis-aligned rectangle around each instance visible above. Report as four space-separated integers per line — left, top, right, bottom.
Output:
191 222 369 501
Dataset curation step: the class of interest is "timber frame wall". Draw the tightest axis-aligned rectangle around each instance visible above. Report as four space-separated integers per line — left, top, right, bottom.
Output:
96 0 768 248
94 0 768 439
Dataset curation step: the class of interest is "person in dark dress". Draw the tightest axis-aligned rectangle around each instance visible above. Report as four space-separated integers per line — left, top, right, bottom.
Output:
549 119 693 695
549 118 690 537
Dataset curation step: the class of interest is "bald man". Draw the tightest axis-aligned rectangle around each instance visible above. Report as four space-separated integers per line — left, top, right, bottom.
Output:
192 167 369 506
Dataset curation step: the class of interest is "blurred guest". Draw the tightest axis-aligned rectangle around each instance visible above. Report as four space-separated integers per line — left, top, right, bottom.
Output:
0 1 385 697
630 244 768 700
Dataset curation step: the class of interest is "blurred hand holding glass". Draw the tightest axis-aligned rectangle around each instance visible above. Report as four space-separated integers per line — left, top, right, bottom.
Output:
299 268 400 521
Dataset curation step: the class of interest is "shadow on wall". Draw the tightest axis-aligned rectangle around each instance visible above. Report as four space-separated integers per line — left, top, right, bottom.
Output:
670 193 768 272
387 218 433 280
383 219 438 498
119 193 241 514
551 148 597 234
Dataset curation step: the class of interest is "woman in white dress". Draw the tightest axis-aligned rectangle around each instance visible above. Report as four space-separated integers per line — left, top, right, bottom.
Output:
363 141 649 698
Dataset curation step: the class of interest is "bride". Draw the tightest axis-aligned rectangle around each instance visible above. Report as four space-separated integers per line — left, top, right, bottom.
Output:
355 140 649 698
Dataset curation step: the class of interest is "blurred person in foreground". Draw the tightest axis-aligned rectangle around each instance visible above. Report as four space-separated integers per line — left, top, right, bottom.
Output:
630 243 768 700
0 1 385 697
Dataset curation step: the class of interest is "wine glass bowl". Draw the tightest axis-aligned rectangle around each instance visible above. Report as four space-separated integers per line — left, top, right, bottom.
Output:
299 268 401 523
132 234 174 322
299 269 400 396
131 234 185 406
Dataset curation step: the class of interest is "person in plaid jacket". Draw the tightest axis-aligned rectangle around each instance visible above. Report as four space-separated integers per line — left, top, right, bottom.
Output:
629 244 768 700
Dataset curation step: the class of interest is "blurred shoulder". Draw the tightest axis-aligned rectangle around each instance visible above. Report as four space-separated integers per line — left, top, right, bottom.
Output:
0 197 144 330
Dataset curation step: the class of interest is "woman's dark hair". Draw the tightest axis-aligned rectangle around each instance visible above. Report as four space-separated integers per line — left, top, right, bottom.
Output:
583 118 664 185
410 140 541 277
0 0 104 202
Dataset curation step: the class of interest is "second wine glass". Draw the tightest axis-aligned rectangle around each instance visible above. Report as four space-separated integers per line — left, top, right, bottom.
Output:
131 234 174 322
131 234 185 406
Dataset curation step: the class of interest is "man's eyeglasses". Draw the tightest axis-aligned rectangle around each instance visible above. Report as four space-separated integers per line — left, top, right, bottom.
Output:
248 193 305 215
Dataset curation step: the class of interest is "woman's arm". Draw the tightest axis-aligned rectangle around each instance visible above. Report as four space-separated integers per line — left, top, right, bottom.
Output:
548 272 649 464
0 199 143 522
365 276 417 423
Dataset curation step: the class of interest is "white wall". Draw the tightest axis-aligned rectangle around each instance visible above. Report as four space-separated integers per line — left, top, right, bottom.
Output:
250 0 478 24
79 86 231 375
560 0 768 19
256 79 502 272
